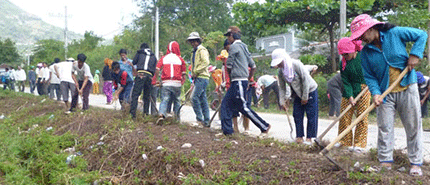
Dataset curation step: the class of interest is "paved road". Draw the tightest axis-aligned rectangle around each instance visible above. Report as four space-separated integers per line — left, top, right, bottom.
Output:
21 87 430 162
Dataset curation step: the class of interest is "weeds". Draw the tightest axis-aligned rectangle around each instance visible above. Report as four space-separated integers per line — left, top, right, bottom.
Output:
0 91 428 184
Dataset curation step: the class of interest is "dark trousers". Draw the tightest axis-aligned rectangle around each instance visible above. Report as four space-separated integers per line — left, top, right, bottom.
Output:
3 79 10 90
421 97 429 118
29 80 36 93
130 73 153 117
150 85 160 116
70 81 92 111
221 80 270 135
10 80 15 91
328 89 342 117
263 82 280 109
17 81 25 92
37 78 45 95
293 89 319 138
248 86 258 106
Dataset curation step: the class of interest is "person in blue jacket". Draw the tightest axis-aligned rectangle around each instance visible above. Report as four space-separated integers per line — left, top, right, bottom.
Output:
350 14 427 176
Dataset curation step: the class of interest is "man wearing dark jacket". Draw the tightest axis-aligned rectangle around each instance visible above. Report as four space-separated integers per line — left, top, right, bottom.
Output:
130 43 158 118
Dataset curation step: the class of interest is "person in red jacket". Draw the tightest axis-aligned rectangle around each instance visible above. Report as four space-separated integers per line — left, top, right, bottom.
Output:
154 41 187 122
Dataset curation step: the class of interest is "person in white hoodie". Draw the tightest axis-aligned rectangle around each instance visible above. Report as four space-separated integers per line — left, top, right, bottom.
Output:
16 66 27 92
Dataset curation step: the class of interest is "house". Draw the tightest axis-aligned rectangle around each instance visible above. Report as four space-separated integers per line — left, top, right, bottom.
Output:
253 31 304 58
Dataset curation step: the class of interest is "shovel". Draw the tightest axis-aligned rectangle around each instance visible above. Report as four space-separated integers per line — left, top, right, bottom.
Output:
320 68 409 170
283 105 295 141
315 86 369 148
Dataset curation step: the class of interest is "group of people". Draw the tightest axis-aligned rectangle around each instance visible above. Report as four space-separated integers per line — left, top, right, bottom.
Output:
2 66 26 91
1 13 426 176
323 14 426 176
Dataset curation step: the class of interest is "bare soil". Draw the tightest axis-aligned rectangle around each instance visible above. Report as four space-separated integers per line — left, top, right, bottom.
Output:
1 91 429 184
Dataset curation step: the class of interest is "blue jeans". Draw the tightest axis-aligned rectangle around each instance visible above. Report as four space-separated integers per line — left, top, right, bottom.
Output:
221 80 270 135
191 78 210 125
159 86 181 119
293 89 319 138
120 83 133 103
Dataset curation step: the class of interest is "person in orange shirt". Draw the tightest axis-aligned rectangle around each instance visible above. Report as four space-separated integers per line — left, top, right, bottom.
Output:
216 39 231 90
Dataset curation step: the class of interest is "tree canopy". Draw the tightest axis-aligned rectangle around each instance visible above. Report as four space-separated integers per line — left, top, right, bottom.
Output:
0 37 20 65
232 0 429 72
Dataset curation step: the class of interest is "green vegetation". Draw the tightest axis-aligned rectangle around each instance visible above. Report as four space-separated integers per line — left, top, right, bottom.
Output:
0 90 428 184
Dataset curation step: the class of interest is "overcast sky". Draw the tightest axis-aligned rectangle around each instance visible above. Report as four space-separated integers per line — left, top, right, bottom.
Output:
9 0 141 39
9 0 264 39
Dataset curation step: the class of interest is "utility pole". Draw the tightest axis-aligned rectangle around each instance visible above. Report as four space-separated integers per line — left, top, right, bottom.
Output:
340 0 346 36
339 0 347 67
155 7 159 59
50 6 70 60
64 6 68 60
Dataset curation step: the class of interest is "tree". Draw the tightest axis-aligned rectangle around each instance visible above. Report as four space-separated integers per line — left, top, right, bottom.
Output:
233 0 390 72
68 31 103 55
32 39 64 65
132 0 235 61
204 31 225 61
0 37 21 65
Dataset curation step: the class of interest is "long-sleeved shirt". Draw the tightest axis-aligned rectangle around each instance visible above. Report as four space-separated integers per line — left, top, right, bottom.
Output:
340 54 365 98
278 59 318 106
191 44 210 79
226 40 256 81
15 69 27 81
361 26 428 96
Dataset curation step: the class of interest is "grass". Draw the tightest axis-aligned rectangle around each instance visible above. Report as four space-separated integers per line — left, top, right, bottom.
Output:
0 90 429 184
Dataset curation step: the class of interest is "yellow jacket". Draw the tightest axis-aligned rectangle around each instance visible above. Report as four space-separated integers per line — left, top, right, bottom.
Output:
191 45 210 79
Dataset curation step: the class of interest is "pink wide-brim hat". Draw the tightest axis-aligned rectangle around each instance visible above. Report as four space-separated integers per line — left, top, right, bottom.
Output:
350 14 384 41
337 37 363 55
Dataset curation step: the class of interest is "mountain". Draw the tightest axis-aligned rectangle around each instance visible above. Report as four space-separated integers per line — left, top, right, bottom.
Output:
0 0 82 49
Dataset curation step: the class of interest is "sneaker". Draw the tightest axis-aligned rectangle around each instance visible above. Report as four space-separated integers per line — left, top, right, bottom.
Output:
295 137 304 144
303 141 312 146
156 117 164 125
347 146 354 152
65 110 73 114
303 138 312 146
334 143 342 148
410 166 423 176
353 147 365 154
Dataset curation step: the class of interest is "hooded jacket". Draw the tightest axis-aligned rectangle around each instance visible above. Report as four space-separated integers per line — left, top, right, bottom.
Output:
133 47 157 76
156 41 186 87
190 45 210 79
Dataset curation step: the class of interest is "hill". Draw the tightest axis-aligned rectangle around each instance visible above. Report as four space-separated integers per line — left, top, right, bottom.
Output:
0 0 82 49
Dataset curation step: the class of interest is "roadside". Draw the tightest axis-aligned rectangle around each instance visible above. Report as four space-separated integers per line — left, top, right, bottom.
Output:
1 90 429 184
20 87 430 163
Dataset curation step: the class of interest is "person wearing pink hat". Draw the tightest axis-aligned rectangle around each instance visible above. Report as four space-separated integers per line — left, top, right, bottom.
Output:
350 14 427 176
336 37 371 154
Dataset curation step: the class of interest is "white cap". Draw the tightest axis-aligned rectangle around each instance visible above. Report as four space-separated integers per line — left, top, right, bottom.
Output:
66 58 75 61
271 48 290 67
187 32 202 41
